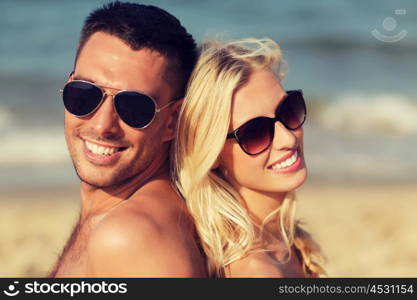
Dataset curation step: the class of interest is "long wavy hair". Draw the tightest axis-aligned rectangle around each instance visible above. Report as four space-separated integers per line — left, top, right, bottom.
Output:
173 38 326 277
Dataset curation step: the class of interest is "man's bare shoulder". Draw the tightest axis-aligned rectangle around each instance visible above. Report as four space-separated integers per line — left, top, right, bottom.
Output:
86 193 205 277
90 204 163 251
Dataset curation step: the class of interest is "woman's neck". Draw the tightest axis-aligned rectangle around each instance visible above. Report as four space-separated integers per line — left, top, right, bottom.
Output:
237 186 288 237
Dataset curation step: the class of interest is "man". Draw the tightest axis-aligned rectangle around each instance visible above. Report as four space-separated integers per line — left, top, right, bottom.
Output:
49 2 206 277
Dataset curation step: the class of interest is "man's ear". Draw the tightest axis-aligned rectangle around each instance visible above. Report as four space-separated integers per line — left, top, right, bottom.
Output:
161 98 183 143
66 71 75 83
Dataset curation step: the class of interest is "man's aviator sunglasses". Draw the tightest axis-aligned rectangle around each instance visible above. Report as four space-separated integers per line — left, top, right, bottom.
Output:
226 90 306 156
59 72 176 129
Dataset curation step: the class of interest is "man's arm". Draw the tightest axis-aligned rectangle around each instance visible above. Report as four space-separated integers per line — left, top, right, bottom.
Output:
86 210 197 277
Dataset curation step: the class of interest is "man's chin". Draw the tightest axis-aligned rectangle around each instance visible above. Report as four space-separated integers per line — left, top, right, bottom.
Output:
74 166 130 189
79 177 115 189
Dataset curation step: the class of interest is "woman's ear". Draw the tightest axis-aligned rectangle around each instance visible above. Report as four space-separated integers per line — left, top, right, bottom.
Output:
161 99 183 143
213 164 229 178
212 155 225 172
211 159 220 170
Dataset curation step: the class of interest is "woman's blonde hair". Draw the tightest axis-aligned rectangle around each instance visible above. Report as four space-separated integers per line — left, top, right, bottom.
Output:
173 37 326 277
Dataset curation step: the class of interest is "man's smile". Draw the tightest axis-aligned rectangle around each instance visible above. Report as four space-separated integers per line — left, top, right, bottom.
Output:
82 138 128 166
84 139 126 156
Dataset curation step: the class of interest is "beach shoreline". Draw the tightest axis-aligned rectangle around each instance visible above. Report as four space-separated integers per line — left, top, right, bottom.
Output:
1 180 416 277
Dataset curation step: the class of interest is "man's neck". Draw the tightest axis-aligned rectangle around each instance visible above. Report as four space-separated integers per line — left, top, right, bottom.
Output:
79 155 170 219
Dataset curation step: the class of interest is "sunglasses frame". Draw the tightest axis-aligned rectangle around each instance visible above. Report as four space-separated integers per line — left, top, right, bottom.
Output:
226 89 306 156
59 72 174 129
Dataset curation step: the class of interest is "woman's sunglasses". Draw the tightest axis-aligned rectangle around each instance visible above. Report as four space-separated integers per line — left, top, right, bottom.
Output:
226 90 306 155
59 75 175 129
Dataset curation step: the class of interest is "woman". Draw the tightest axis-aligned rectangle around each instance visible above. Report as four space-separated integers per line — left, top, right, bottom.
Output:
173 38 326 277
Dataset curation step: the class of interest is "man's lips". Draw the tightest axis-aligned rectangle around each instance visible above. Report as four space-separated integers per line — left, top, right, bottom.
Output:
84 139 127 155
81 138 128 165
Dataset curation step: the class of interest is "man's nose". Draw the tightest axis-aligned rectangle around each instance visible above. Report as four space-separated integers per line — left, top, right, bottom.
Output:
270 121 297 151
87 94 122 136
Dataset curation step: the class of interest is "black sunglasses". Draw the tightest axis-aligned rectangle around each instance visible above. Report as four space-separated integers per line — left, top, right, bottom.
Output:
226 90 306 155
59 73 175 129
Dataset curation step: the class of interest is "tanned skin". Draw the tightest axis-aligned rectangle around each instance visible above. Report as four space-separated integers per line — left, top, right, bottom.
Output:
48 32 206 277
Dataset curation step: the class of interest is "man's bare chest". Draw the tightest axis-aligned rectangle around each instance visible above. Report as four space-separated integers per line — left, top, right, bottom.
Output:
52 221 93 277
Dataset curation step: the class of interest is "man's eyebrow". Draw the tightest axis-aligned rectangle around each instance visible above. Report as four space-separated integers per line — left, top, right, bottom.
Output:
72 73 160 101
73 74 95 82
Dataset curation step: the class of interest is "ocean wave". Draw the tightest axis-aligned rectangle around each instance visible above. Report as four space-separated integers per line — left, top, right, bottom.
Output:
1 128 70 166
0 105 12 132
1 93 416 169
313 93 417 135
285 37 417 55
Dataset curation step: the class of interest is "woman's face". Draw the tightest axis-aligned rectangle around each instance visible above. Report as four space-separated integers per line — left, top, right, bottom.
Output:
219 69 307 196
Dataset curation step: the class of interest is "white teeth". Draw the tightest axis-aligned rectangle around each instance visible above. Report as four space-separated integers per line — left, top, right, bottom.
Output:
85 141 119 156
271 151 298 170
97 146 106 155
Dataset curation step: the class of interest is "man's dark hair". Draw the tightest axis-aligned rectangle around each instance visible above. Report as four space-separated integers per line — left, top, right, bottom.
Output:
75 1 196 99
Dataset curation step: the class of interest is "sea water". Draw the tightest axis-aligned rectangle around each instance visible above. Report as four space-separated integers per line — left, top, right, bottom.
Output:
1 0 416 189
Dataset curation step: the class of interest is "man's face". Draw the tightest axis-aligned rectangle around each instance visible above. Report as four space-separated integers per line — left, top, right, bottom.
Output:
64 32 175 188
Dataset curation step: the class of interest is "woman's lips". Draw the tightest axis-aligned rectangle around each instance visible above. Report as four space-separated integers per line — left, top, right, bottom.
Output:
268 148 303 174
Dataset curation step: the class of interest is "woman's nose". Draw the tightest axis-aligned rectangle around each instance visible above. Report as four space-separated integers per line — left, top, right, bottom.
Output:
270 120 298 151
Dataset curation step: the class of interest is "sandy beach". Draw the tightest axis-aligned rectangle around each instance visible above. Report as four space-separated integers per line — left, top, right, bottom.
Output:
1 181 416 277
297 181 417 277
0 186 80 277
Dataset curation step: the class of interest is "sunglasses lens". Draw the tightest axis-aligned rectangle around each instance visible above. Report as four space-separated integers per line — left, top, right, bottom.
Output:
279 91 306 130
238 117 274 155
63 81 103 116
114 92 156 128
